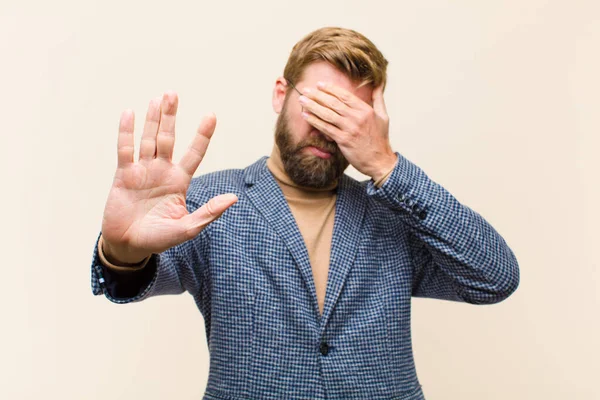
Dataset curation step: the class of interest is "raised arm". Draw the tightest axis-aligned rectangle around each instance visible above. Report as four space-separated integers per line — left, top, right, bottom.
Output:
296 80 519 304
90 92 237 303
366 152 520 304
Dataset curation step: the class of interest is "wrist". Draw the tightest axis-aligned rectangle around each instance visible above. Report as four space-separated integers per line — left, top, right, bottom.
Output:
100 235 151 266
369 152 398 183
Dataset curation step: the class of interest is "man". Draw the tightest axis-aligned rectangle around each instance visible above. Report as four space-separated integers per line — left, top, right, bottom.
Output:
90 27 520 400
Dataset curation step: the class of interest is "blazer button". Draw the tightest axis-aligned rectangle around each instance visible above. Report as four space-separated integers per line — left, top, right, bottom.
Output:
418 209 427 220
319 341 329 356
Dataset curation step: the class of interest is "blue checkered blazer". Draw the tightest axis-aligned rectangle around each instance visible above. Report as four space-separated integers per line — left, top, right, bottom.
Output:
90 152 519 400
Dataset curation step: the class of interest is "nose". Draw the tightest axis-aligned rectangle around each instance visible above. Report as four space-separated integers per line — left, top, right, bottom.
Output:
322 135 334 142
310 129 334 142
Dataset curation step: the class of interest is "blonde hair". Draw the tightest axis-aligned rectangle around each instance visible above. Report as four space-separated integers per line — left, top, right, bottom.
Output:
283 27 389 93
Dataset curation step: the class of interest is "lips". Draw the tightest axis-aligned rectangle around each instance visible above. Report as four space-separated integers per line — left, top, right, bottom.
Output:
304 139 335 155
299 131 337 157
309 145 331 154
305 146 333 159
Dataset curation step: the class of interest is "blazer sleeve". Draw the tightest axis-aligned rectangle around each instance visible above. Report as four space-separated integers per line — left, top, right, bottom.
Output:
366 152 520 305
89 199 209 305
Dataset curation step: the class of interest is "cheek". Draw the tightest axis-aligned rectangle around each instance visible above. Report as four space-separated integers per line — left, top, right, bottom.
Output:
290 101 305 120
288 107 312 132
282 98 315 139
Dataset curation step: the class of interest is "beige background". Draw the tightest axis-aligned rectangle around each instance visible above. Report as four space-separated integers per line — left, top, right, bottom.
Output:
1 0 598 399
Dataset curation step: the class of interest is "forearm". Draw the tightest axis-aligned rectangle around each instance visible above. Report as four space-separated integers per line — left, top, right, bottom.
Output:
367 152 520 304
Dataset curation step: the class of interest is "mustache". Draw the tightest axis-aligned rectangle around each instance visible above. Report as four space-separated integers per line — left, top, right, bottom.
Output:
296 136 338 154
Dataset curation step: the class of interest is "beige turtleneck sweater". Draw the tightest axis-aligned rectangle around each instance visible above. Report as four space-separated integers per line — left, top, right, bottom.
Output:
266 145 338 316
98 145 395 316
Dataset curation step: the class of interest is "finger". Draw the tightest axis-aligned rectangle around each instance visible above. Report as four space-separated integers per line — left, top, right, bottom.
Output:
117 109 135 168
156 91 179 160
299 94 346 130
179 113 217 177
316 81 363 110
181 193 238 238
139 96 161 161
372 83 388 117
302 87 351 117
301 111 344 143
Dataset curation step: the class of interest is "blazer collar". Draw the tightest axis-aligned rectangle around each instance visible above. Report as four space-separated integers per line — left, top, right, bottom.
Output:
244 156 270 185
243 156 367 329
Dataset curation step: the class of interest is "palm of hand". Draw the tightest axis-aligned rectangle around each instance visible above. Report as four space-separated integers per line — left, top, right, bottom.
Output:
100 92 238 261
102 158 191 254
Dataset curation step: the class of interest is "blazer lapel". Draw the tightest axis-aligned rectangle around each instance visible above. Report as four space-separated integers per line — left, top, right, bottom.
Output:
320 175 367 329
243 157 321 320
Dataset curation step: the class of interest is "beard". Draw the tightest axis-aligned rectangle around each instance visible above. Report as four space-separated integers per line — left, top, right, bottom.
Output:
274 101 349 189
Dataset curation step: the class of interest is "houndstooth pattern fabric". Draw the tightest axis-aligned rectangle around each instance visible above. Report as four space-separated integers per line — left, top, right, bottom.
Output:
90 152 520 400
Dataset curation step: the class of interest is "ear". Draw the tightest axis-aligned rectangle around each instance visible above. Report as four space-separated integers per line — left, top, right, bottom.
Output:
272 76 289 114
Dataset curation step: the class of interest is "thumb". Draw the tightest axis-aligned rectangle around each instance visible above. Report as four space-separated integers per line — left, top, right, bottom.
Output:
180 193 238 238
372 83 388 117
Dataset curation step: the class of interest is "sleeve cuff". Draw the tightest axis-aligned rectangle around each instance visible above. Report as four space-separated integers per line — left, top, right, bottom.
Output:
366 151 436 222
97 235 152 272
90 231 160 302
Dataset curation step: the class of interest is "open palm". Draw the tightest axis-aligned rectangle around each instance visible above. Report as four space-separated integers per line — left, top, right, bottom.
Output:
101 92 237 263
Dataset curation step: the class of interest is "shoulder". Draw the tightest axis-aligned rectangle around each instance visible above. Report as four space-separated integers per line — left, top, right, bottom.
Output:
342 174 401 217
185 167 246 206
338 173 372 202
185 156 268 206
